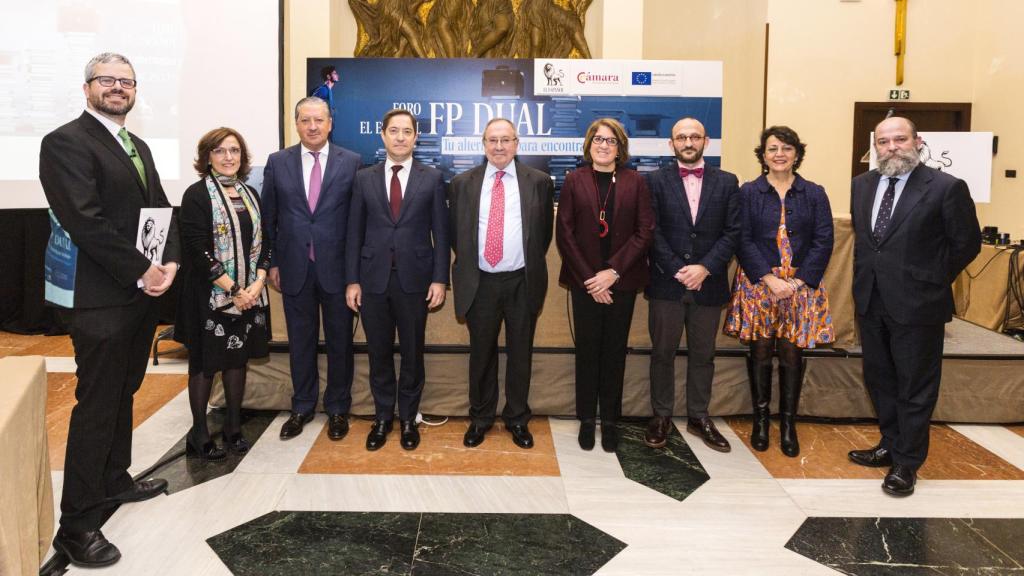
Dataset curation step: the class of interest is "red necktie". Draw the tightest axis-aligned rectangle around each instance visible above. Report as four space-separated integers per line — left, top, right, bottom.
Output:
483 170 505 267
679 166 704 179
308 151 322 260
389 165 402 220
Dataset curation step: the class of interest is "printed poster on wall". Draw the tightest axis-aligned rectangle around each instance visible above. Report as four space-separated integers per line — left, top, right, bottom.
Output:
307 58 724 195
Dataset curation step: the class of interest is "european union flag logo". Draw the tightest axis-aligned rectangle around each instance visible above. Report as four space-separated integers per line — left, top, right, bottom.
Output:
632 72 651 85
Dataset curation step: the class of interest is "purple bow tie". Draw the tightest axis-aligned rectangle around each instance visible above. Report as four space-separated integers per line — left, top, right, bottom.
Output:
679 167 704 179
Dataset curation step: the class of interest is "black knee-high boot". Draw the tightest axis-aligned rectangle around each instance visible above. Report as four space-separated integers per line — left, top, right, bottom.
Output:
746 353 773 451
778 354 805 457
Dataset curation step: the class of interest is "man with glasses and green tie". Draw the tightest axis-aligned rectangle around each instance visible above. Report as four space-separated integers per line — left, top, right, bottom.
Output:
449 118 554 449
39 52 179 568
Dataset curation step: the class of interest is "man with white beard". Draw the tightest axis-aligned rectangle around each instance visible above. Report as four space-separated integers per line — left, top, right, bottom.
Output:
847 116 980 497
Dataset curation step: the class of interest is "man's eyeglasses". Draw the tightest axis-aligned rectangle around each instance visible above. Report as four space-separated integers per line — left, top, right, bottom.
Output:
88 76 137 89
673 134 706 143
484 137 517 147
592 136 619 146
211 147 242 158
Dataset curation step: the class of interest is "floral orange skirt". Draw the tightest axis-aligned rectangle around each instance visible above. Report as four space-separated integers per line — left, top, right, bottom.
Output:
723 266 835 349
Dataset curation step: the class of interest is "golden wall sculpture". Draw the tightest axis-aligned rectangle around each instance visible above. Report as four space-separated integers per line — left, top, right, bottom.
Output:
348 0 593 59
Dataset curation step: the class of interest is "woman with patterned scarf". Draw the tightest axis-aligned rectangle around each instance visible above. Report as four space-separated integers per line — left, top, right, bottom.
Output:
174 127 271 460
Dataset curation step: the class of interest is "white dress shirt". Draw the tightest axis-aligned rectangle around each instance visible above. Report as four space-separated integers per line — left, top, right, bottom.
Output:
384 156 413 197
871 170 912 229
300 144 330 199
85 107 129 154
478 162 525 272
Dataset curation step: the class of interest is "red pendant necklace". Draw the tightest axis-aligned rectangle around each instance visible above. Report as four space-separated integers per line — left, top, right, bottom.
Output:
594 169 616 238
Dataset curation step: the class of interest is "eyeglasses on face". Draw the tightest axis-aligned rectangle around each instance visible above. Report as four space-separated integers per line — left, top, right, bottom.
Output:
88 76 137 88
484 137 518 147
592 135 619 146
211 147 242 158
673 134 705 143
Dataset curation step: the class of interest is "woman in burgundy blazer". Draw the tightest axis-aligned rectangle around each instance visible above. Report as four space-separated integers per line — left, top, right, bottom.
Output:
556 118 655 452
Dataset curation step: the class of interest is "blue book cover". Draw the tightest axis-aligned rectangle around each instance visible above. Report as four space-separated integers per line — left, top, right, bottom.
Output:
44 210 77 308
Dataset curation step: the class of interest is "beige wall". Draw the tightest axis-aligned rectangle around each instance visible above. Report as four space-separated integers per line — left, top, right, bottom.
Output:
284 0 1024 237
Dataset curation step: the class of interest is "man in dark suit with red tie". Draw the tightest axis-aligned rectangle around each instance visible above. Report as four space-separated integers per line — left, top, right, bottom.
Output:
39 52 177 567
449 118 555 449
262 97 362 442
645 117 741 452
346 109 450 451
848 116 980 496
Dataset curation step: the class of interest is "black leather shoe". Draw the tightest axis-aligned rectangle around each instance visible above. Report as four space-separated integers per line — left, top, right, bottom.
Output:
327 414 349 441
222 431 251 455
686 417 731 453
186 428 226 461
848 444 893 468
509 423 534 449
53 528 121 567
882 464 916 497
463 424 489 447
578 419 596 451
279 412 313 440
366 419 393 451
400 420 420 450
110 478 168 503
600 422 619 453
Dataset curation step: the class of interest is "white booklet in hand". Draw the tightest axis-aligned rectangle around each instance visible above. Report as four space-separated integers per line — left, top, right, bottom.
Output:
136 207 173 288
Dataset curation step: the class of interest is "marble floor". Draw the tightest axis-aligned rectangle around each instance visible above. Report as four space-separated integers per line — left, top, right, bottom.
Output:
6 330 1024 575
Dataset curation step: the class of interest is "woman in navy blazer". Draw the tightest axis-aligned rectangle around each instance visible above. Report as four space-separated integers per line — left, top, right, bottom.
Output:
556 118 655 452
724 126 834 457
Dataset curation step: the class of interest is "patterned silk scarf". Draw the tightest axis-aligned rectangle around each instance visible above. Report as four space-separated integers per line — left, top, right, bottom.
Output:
205 175 266 314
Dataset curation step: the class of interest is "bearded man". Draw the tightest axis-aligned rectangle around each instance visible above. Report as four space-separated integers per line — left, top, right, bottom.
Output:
847 116 980 497
643 117 740 452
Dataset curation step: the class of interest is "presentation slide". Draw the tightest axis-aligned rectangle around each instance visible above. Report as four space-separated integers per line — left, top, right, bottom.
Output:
0 0 280 208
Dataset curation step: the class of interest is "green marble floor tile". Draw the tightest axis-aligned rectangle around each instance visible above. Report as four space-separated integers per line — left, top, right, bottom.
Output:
614 418 710 501
207 511 626 575
787 517 1024 575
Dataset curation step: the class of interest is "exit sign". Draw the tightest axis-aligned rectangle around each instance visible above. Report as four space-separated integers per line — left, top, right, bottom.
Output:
888 89 911 100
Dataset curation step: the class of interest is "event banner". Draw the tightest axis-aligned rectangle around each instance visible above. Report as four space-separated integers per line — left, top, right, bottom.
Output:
44 210 77 308
307 58 723 193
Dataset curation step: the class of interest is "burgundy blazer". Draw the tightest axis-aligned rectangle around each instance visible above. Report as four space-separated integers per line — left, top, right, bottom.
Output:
556 165 654 291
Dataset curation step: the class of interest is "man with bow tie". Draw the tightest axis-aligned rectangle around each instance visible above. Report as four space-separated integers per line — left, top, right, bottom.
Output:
644 117 741 452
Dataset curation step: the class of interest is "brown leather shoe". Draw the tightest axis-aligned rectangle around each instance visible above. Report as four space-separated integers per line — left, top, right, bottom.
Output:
686 417 731 452
644 416 672 448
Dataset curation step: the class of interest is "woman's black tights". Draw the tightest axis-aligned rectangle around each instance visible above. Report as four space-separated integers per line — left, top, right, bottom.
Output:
188 367 246 442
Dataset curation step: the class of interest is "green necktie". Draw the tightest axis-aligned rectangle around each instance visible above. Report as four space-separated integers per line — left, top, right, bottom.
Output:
117 127 147 188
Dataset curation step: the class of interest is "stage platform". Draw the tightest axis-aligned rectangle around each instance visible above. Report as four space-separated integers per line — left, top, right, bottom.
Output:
226 317 1024 424
217 216 1024 424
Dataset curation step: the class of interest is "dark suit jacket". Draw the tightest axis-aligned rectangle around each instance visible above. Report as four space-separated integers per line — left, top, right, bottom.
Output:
851 164 981 325
39 111 180 309
261 143 361 296
738 174 834 288
448 160 555 318
556 166 654 291
645 164 741 306
346 161 450 294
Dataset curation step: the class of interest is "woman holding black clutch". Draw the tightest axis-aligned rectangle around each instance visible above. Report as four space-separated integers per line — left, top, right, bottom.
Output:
556 118 654 452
